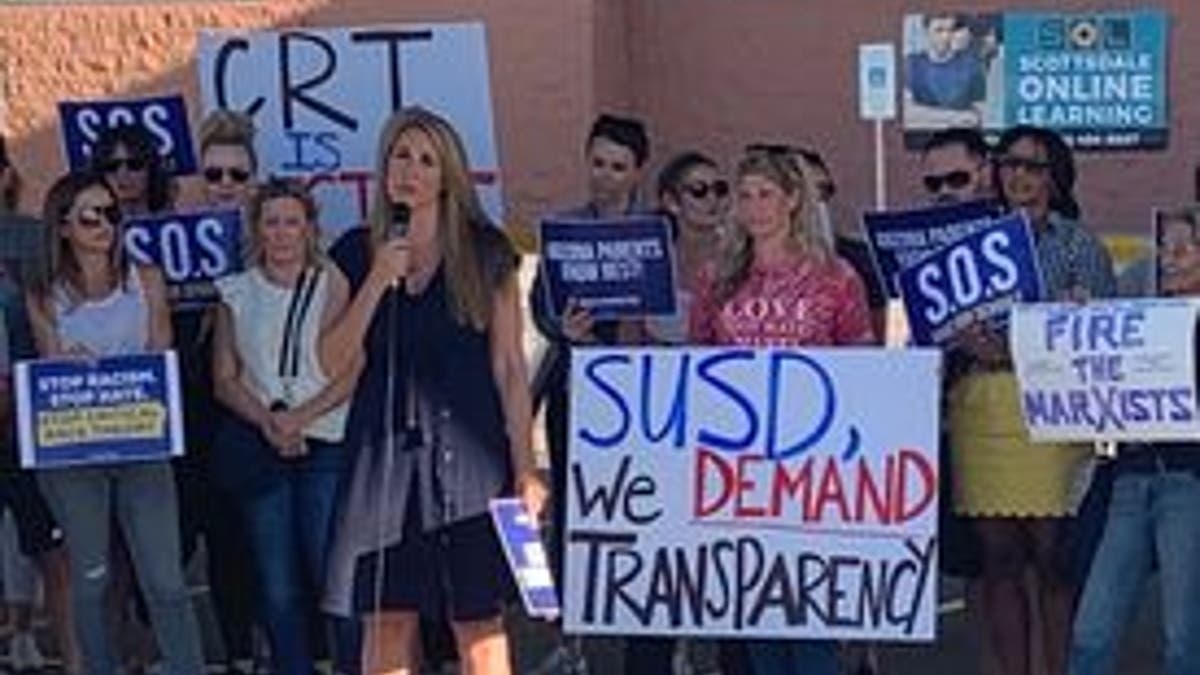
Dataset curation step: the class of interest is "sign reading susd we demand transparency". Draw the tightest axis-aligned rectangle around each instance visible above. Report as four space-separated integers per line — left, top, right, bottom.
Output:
14 352 185 469
1012 299 1200 442
197 24 503 235
565 347 942 641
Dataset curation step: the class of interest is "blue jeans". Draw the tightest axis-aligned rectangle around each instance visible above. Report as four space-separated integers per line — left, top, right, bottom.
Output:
1068 471 1200 675
745 639 838 674
37 462 205 675
240 440 356 675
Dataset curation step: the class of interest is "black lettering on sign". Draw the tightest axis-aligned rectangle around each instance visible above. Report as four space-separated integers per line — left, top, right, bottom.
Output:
349 29 435 112
214 37 265 117
279 31 356 131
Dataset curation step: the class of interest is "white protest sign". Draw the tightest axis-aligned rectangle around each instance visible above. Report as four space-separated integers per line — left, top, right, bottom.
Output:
566 347 941 642
1012 299 1200 442
197 24 503 236
859 43 897 121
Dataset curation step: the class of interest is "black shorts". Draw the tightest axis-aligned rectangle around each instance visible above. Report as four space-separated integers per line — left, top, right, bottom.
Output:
352 489 515 622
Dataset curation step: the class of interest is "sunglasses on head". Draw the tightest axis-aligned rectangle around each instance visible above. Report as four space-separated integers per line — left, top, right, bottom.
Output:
923 170 973 194
100 157 147 173
203 166 252 184
683 179 730 200
75 204 121 228
996 156 1051 173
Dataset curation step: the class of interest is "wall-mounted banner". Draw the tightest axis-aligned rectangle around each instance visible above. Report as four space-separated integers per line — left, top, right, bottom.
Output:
902 10 1168 149
539 215 677 319
58 95 198 176
863 199 1001 298
14 351 185 469
123 209 243 309
898 213 1043 346
565 347 942 641
490 498 560 620
1011 299 1200 442
197 24 502 236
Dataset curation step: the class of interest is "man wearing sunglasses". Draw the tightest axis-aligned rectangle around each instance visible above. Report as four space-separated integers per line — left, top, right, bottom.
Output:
920 127 992 205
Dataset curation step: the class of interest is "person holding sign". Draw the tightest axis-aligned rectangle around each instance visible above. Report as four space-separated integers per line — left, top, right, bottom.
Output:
1066 211 1200 675
211 178 357 675
321 107 546 675
530 113 651 587
948 125 1115 675
689 148 874 674
24 171 205 675
177 109 261 675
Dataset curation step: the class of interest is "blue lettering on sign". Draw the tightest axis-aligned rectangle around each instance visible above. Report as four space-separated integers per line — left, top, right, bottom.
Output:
1024 385 1194 432
1043 306 1146 353
575 349 853 462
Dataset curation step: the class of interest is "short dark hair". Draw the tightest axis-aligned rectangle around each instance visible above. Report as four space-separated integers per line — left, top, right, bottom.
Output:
586 114 650 167
924 13 962 28
922 127 990 160
0 134 20 212
656 151 716 200
90 123 173 213
995 124 1079 219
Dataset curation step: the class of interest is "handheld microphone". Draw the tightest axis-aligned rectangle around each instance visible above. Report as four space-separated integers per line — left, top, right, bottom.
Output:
387 202 411 241
386 202 411 289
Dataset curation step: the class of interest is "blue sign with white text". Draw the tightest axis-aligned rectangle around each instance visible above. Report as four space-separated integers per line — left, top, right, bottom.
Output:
1004 10 1168 149
863 200 1002 298
540 215 677 319
58 95 198 175
123 209 243 309
490 498 560 619
14 352 185 469
897 213 1044 346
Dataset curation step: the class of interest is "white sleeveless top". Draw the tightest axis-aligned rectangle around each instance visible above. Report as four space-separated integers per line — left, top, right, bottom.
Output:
53 267 149 356
215 265 348 442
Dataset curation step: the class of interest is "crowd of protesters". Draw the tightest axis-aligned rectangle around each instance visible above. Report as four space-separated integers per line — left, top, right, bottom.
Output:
0 95 1195 675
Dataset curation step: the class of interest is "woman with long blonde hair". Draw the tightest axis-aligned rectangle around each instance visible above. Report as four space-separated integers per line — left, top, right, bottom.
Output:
689 149 874 674
322 106 546 674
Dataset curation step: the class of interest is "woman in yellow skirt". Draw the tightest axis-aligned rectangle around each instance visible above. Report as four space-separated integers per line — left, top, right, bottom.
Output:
949 126 1116 675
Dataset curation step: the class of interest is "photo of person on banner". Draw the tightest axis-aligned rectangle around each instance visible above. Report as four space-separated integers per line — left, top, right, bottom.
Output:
948 125 1115 675
903 12 1002 131
24 171 206 675
689 146 875 675
1065 205 1200 675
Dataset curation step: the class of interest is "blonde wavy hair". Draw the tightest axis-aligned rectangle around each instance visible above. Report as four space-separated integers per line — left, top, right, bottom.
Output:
714 149 830 303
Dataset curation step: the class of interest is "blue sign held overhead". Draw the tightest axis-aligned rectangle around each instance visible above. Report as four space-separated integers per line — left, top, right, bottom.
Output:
123 209 243 309
58 95 198 176
897 213 1044 346
14 352 185 470
540 215 677 319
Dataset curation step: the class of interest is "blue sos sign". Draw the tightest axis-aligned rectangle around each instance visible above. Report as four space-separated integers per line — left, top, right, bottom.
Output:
123 210 242 307
898 213 1044 346
58 95 198 176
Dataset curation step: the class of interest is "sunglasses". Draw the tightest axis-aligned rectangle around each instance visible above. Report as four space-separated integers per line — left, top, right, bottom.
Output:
996 156 1051 173
100 157 147 173
683 180 730 200
923 170 974 194
75 204 121 228
203 166 252 184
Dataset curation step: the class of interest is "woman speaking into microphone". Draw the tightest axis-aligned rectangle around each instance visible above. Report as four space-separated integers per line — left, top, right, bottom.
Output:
322 106 546 675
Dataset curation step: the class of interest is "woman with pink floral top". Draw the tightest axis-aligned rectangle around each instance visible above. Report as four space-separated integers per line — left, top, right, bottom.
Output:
688 148 874 674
